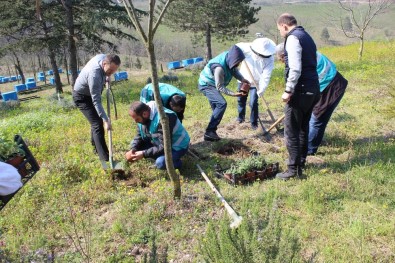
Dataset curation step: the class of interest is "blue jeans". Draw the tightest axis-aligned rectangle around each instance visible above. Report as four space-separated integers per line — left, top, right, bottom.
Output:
237 83 258 126
199 85 227 132
155 148 188 170
308 92 344 155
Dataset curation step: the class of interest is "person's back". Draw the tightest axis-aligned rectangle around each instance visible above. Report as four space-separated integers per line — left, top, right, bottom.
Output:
140 83 186 122
74 54 106 96
316 52 337 92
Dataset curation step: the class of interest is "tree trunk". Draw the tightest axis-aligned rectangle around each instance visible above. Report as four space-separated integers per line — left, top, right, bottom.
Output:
37 54 47 85
147 41 181 199
42 19 63 93
12 52 25 84
63 46 70 85
63 0 78 87
48 48 63 94
30 57 37 81
358 35 364 61
205 23 212 60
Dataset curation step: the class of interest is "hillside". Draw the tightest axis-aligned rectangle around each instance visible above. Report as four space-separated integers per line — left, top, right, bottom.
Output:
0 41 394 262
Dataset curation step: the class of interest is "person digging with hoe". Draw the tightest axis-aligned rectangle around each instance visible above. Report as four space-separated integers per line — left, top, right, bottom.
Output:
73 54 121 169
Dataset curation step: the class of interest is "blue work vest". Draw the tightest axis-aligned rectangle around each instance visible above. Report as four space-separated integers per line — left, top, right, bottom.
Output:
316 52 337 92
198 52 233 87
140 83 185 105
284 26 318 91
138 102 190 151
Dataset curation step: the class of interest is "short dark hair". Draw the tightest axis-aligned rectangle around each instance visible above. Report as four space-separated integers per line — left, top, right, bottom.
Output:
170 95 186 108
277 13 297 26
129 101 150 115
104 54 121 66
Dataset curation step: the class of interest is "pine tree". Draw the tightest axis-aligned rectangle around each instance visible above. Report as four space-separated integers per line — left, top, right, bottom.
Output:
163 0 260 60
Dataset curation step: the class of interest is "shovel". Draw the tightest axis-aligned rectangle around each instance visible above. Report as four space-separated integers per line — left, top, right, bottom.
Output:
106 78 123 171
242 61 282 132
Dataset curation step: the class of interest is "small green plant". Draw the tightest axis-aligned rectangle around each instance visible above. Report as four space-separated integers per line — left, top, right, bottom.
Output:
225 156 266 176
0 136 25 162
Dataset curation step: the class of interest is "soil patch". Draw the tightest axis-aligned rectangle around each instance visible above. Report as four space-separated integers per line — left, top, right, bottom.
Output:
216 141 250 156
112 171 148 188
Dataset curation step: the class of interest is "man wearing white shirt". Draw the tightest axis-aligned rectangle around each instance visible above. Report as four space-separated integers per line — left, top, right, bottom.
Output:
236 38 276 129
275 13 320 180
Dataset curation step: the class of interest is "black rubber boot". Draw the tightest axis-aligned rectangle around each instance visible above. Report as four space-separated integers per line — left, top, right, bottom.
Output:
204 131 221 141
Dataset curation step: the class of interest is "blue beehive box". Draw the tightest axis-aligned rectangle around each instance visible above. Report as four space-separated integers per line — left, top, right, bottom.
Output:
38 72 45 77
26 82 37 89
114 71 128 81
47 70 53 75
0 78 3 83
17 75 21 80
182 58 195 67
14 84 27 92
38 76 45 82
50 77 55 85
2 77 9 83
10 76 17 81
194 57 204 63
2 91 18 101
58 68 63 73
167 61 182 70
26 77 35 83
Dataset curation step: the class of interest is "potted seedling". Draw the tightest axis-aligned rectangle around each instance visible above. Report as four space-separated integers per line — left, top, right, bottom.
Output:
224 155 266 184
0 137 26 171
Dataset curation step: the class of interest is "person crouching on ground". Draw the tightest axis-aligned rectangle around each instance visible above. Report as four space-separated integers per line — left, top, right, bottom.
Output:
236 37 276 130
198 45 249 141
140 82 186 123
125 101 190 170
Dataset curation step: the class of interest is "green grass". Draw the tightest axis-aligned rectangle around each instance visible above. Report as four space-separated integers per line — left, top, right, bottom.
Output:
0 41 394 262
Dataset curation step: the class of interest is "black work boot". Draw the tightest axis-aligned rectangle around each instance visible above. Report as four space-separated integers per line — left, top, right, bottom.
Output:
204 131 221 141
276 166 297 180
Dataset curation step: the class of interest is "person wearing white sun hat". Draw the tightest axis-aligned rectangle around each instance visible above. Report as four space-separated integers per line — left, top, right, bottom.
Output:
236 37 276 129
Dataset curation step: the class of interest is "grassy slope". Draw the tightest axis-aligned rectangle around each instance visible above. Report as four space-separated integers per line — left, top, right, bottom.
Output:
0 41 394 262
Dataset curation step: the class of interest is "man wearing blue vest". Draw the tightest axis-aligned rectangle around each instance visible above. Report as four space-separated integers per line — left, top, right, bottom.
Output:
198 45 249 141
140 82 186 122
276 45 348 157
125 101 190 170
275 13 320 180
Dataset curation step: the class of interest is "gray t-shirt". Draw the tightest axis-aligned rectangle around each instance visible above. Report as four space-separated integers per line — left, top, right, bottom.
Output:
74 54 108 121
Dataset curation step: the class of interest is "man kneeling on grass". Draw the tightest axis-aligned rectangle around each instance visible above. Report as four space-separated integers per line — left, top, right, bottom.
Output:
125 101 190 170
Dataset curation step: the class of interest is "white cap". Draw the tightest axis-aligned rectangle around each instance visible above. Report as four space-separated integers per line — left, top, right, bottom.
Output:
250 38 276 57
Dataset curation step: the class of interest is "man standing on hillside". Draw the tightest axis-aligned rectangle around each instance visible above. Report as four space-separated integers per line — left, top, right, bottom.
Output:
125 101 190 170
275 13 320 180
276 44 348 156
72 54 121 167
236 37 276 130
140 82 187 123
198 45 249 141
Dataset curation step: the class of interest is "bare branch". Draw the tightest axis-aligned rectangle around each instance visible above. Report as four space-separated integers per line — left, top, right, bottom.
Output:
122 0 148 43
153 0 174 36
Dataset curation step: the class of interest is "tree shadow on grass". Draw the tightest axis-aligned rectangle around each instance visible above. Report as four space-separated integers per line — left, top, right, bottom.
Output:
314 133 395 174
